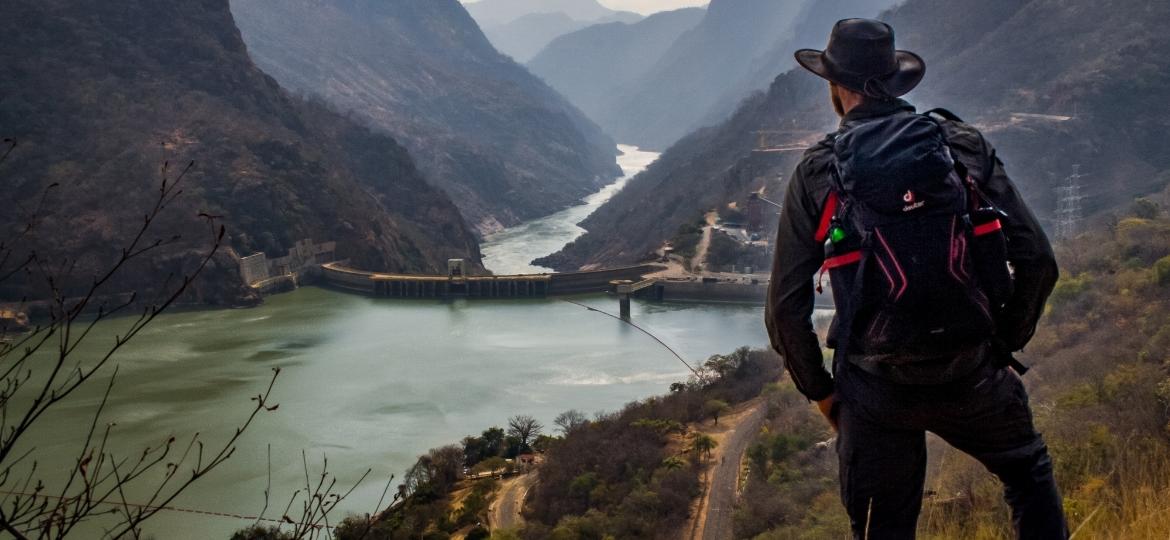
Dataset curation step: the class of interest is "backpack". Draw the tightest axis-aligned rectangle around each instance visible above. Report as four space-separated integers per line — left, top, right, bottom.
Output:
816 109 1013 362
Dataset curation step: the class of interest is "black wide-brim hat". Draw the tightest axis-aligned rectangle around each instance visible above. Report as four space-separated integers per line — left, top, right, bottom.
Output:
795 18 925 99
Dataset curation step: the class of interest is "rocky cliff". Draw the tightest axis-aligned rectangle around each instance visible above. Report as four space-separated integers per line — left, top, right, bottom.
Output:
0 0 483 304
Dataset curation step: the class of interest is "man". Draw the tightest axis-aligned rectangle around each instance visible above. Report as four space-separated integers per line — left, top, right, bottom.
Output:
765 19 1067 539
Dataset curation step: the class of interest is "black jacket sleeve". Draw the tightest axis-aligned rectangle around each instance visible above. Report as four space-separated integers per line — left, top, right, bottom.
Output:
765 155 834 401
975 135 1060 351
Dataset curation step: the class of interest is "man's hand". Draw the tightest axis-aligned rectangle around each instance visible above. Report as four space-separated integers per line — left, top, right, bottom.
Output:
816 393 839 431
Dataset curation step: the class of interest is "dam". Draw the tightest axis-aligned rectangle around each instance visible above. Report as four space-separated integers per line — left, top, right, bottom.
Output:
320 261 664 299
317 261 835 310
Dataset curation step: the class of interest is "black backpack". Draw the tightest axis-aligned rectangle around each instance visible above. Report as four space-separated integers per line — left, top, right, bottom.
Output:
817 110 1013 362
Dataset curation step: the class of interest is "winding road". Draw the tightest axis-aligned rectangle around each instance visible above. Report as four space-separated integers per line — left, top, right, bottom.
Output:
691 399 768 540
489 472 536 531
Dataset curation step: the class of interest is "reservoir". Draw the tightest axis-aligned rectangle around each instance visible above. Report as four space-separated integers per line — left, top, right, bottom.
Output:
23 146 773 538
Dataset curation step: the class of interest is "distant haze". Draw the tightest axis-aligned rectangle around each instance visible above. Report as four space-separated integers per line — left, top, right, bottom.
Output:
461 0 709 16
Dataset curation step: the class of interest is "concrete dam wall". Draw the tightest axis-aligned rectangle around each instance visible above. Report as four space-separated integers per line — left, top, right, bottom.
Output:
320 263 663 299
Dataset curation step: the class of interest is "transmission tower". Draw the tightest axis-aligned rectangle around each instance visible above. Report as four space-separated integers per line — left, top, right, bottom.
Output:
1054 164 1086 241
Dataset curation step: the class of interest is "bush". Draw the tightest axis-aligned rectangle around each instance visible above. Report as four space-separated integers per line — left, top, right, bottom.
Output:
1132 197 1161 219
229 526 293 540
457 480 497 527
1155 255 1170 285
1048 273 1091 310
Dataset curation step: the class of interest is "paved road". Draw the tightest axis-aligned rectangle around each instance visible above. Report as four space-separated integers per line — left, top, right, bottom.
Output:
698 401 768 540
489 472 535 531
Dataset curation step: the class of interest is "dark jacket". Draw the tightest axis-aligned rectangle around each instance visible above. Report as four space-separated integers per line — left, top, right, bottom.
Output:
765 99 1059 401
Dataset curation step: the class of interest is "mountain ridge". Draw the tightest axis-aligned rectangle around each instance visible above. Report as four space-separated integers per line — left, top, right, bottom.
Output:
230 0 622 235
527 7 707 126
465 0 642 61
589 0 810 150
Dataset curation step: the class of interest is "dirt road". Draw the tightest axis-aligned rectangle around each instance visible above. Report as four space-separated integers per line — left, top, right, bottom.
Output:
691 211 718 271
489 472 536 531
689 399 768 540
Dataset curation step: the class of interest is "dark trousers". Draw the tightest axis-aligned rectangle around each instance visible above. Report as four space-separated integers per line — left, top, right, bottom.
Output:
834 359 1068 539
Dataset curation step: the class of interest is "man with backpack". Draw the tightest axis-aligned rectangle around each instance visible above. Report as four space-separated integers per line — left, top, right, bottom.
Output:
765 19 1067 539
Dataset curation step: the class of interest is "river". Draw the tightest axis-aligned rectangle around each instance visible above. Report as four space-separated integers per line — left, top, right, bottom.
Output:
22 146 772 538
482 144 658 274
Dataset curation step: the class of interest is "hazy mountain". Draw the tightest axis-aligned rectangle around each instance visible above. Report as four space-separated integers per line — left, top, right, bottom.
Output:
230 0 622 235
528 7 707 125
0 0 483 304
482 10 643 62
594 0 810 149
464 0 632 27
466 0 642 61
699 0 901 127
540 0 1170 270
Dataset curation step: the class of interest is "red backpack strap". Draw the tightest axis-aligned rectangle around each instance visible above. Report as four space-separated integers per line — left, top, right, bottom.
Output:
974 218 1003 237
814 191 839 243
814 190 852 295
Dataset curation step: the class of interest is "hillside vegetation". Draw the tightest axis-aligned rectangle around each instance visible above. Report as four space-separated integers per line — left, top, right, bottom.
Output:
0 0 482 305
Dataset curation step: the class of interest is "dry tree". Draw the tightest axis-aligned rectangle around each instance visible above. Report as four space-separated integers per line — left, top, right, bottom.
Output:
0 139 281 539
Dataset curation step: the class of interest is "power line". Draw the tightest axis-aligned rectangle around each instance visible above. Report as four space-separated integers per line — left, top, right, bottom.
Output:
558 298 700 377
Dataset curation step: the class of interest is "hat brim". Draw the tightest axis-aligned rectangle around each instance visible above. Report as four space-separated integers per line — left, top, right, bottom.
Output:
794 48 925 98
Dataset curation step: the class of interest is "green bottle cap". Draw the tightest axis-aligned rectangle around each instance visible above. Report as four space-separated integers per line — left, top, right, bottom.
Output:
829 226 847 244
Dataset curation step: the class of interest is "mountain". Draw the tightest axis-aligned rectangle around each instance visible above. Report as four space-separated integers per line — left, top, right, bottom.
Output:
528 7 708 126
464 0 634 28
464 0 642 62
484 12 587 62
0 0 483 304
591 0 810 149
698 0 900 127
540 0 1170 270
482 10 643 62
230 0 622 235
548 0 899 150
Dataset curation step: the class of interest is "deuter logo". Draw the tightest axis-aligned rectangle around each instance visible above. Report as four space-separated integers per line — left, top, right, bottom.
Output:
902 190 925 212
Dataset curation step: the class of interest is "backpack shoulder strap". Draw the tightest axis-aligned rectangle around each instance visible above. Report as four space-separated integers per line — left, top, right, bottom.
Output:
814 190 840 243
924 108 965 123
922 108 1004 210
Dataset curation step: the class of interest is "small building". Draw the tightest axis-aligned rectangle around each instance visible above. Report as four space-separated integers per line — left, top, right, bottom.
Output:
239 252 270 285
747 193 764 232
238 239 336 287
448 258 467 278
